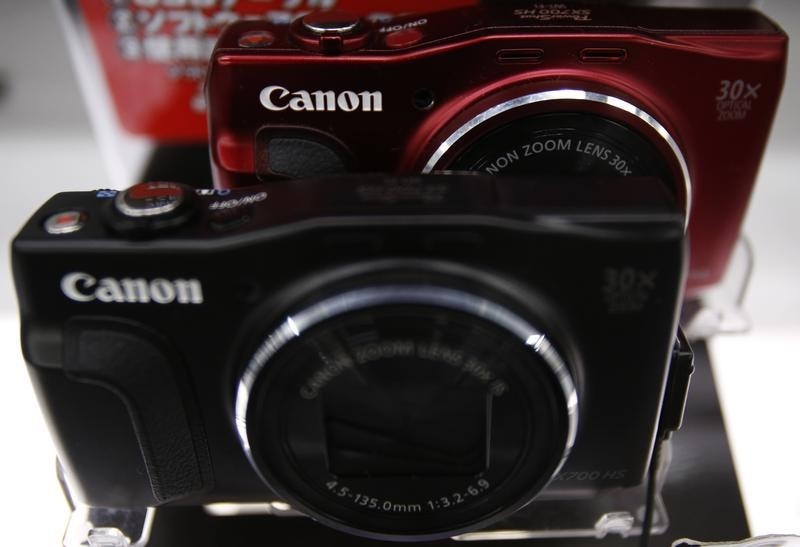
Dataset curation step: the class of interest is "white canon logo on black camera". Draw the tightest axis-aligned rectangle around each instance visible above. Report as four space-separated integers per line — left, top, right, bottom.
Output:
61 272 204 305
260 85 383 112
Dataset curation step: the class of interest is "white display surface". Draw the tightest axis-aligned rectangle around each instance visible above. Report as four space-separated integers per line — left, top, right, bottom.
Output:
0 1 797 545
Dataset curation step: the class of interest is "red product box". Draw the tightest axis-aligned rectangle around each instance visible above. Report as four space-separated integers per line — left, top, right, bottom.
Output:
75 0 477 142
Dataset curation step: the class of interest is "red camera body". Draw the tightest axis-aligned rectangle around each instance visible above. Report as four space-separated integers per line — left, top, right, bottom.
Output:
207 4 786 296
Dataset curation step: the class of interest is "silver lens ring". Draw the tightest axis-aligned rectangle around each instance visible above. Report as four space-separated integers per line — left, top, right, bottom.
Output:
421 89 692 225
235 284 579 477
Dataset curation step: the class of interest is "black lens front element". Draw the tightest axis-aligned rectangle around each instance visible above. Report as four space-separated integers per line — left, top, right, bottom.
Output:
323 345 490 478
237 285 576 541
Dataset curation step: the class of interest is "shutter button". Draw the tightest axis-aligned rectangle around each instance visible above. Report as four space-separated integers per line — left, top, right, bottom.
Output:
291 11 371 54
115 182 187 218
301 12 361 35
109 182 197 237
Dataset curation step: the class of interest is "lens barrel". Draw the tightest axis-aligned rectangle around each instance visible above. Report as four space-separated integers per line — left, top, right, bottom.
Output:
448 112 673 187
235 285 577 541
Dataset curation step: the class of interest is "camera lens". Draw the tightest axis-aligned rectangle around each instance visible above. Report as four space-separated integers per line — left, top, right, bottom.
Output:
447 112 673 186
236 285 577 541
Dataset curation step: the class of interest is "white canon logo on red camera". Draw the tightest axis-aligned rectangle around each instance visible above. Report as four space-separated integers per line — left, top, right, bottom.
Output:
260 85 383 112
61 272 204 305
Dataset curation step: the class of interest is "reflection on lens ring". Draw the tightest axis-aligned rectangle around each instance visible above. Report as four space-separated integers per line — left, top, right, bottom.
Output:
422 89 691 222
448 112 673 186
236 285 578 541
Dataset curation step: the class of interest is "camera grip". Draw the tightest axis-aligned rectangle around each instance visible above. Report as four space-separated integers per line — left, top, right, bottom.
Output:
63 318 212 503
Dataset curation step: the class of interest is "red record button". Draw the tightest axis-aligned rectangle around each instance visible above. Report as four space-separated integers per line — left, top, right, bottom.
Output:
44 211 86 234
238 30 275 48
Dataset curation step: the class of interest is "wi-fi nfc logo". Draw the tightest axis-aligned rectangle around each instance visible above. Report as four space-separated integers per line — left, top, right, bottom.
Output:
260 85 383 113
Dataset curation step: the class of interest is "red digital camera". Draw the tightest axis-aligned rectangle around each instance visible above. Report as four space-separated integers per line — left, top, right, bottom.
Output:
207 4 787 296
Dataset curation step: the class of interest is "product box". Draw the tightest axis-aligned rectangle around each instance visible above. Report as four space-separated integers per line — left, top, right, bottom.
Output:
67 1 477 143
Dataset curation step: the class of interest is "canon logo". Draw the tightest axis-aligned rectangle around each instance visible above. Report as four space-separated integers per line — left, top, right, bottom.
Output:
260 85 383 112
61 272 204 305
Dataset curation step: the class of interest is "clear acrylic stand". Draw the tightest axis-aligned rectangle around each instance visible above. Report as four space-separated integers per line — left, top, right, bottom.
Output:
673 536 800 547
55 435 670 545
452 441 672 541
58 459 154 547
198 442 674 543
682 237 754 340
62 506 154 547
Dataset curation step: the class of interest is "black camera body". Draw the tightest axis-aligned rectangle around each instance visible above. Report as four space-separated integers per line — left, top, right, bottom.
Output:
14 175 690 540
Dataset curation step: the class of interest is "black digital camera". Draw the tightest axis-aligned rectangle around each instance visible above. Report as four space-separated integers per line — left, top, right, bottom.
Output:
13 175 692 541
